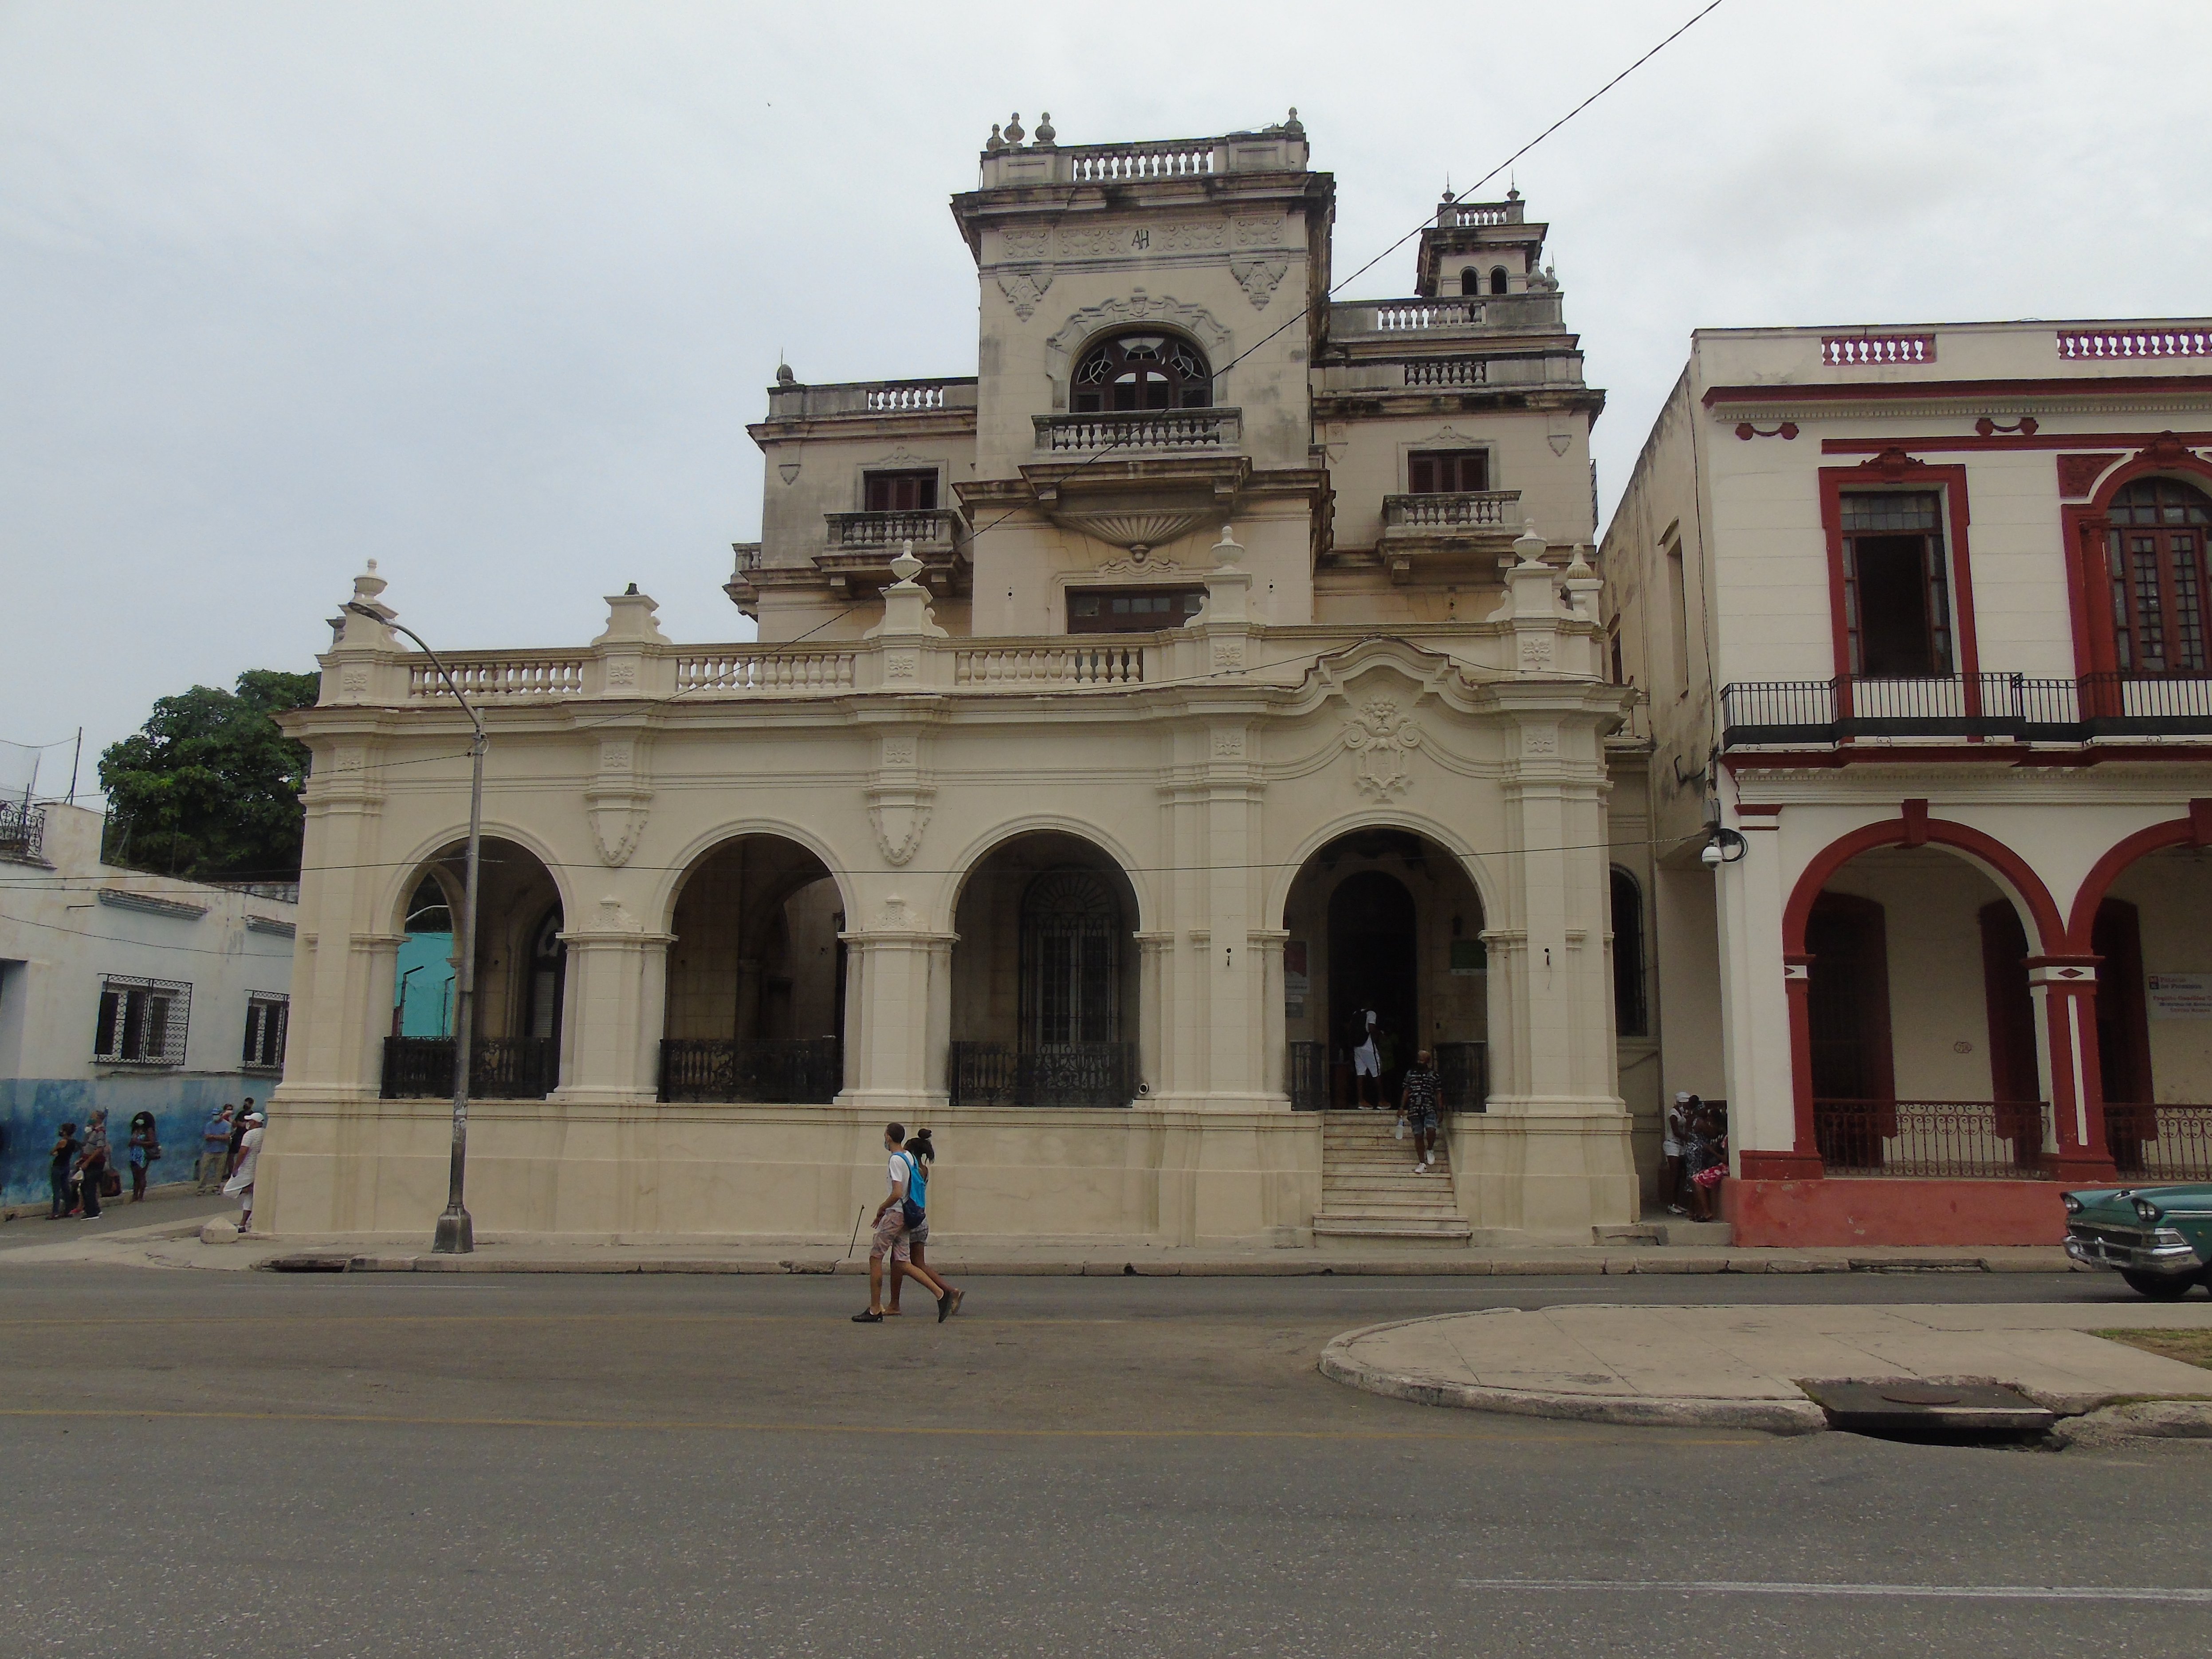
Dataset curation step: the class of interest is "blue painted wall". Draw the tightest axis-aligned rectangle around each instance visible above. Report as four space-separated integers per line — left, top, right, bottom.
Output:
395 932 455 1037
0 1074 271 1208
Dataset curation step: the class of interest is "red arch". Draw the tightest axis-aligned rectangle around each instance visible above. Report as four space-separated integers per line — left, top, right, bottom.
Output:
1782 818 2065 956
2067 809 2212 951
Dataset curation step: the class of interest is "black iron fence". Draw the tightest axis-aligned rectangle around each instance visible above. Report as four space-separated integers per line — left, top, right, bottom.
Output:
658 1038 842 1104
1288 1041 1327 1111
1814 1099 2051 1179
2106 1103 2212 1182
381 1036 558 1101
1720 673 2212 748
949 1042 1135 1108
1436 1042 1489 1113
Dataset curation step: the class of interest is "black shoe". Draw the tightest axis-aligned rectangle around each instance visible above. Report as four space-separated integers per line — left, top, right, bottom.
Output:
852 1309 882 1323
936 1291 952 1324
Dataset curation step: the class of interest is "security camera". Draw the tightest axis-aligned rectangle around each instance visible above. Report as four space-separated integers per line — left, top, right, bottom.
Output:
1701 841 1723 868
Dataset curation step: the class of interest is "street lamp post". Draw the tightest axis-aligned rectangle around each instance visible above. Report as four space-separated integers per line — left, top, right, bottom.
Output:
346 602 484 1254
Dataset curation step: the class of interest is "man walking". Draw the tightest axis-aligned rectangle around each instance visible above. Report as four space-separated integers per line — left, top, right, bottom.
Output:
225 1097 255 1178
853 1121 952 1324
199 1105 234 1193
1401 1048 1442 1173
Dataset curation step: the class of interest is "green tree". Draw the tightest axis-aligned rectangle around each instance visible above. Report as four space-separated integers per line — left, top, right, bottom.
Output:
99 669 322 881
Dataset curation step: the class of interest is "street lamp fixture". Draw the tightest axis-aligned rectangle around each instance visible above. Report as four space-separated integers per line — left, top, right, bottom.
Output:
345 601 483 1254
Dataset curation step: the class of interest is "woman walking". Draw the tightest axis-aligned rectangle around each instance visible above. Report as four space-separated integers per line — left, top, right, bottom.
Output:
48 1122 81 1219
223 1111 265 1234
853 1121 953 1324
126 1111 161 1202
887 1129 962 1320
76 1110 111 1219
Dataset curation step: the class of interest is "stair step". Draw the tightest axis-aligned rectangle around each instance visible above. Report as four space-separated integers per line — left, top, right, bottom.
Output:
1313 1216 1474 1241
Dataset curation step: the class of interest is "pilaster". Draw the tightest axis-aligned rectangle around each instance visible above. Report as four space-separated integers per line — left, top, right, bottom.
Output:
841 909 958 1112
551 917 676 1106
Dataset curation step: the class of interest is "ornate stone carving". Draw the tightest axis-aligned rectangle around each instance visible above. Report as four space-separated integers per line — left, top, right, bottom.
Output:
1161 220 1227 251
1059 225 1116 258
1521 727 1559 756
1210 640 1245 671
1233 214 1285 248
587 736 651 867
1230 259 1287 310
1212 729 1245 757
884 648 919 681
1045 293 1232 380
600 740 633 771
1518 634 1555 669
1094 555 1184 579
2057 453 2124 499
1341 698 1423 798
996 267 1054 318
881 734 917 766
340 667 369 696
605 660 638 688
1002 226 1050 260
868 792 933 866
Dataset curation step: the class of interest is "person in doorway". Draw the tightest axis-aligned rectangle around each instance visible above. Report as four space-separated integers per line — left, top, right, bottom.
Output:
48 1122 81 1219
1352 1009 1383 1109
1401 1049 1442 1173
1686 1105 1727 1223
224 1111 265 1234
199 1105 235 1193
1662 1093 1694 1217
886 1128 962 1320
853 1121 951 1324
76 1109 110 1219
126 1111 160 1202
225 1098 255 1178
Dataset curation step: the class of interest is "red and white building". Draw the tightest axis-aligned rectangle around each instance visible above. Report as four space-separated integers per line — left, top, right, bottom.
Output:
1603 322 2212 1245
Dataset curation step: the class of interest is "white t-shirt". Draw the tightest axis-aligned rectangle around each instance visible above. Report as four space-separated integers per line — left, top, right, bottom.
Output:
886 1153 908 1199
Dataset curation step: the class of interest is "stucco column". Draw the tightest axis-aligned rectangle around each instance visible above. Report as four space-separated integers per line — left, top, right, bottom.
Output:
1249 928 1290 1099
2029 957 2117 1181
346 933 407 1096
841 920 956 1113
1133 930 1174 1098
1717 819 1815 1176
551 924 676 1105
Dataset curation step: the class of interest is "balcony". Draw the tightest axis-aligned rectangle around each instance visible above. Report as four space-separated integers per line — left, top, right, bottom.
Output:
1328 291 1565 343
818 507 967 596
658 1038 842 1104
1032 407 1241 456
758 377 978 426
1375 490 1523 581
380 1036 557 1101
0 801 46 864
1719 674 2212 748
948 1041 1136 1109
975 126 1309 192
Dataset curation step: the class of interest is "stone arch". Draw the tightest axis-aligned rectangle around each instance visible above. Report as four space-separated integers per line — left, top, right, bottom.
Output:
2067 806 2212 951
1782 815 2063 958
648 817 860 939
1267 806 1502 942
381 817 579 941
937 814 1155 937
1042 295 1236 412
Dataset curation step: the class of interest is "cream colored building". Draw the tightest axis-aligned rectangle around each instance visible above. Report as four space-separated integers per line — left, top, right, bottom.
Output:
1603 320 2212 1245
260 115 1643 1247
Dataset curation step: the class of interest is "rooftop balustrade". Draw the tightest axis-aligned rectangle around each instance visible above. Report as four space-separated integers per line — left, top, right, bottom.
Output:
759 377 978 423
1434 198 1524 228
977 125 1309 191
1033 407 1241 455
1329 291 1565 342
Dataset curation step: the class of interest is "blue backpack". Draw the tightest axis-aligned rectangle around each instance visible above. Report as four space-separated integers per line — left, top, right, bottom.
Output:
899 1151 928 1227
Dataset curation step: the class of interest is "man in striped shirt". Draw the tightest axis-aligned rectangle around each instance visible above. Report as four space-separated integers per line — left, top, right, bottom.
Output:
1401 1049 1442 1173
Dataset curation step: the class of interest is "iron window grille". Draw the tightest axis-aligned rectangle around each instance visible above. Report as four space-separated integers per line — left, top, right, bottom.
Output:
93 975 191 1067
243 993 289 1073
2107 478 2212 676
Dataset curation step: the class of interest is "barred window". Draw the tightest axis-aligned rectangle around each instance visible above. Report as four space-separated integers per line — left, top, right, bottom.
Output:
2107 478 2212 675
243 993 289 1072
93 976 191 1066
1020 870 1120 1047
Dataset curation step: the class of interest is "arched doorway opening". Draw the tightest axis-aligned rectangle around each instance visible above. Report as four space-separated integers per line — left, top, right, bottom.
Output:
951 833 1139 1106
1800 845 2049 1174
382 838 563 1100
1281 830 1488 1112
660 834 846 1102
2086 845 2212 1178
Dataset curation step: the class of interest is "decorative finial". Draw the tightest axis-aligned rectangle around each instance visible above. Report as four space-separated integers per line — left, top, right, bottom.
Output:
889 541 924 587
1033 111 1055 145
1004 112 1024 144
1211 523 1245 567
1507 182 1520 201
1514 520 1548 567
985 122 1004 153
1282 106 1303 134
366 558 378 574
625 582 639 595
775 361 795 385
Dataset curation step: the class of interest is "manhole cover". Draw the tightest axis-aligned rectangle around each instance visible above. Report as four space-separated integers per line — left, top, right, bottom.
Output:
1800 1378 2054 1439
1879 1385 1964 1406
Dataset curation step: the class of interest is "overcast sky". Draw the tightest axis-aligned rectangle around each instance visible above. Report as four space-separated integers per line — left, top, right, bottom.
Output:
7 0 2210 801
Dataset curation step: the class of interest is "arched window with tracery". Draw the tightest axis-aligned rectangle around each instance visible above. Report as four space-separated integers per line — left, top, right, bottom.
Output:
1020 869 1120 1047
1071 332 1213 413
2108 477 2212 675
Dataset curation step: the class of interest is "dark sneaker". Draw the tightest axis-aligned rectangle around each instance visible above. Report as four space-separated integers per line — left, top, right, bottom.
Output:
936 1291 952 1324
851 1309 883 1323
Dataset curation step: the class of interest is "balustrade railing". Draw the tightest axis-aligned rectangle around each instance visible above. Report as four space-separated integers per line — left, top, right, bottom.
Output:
864 383 948 411
1815 1100 2051 1179
1368 301 1483 331
1033 409 1240 454
1382 490 1522 531
381 1036 557 1101
1720 673 2212 747
1437 200 1521 227
763 378 976 421
0 801 45 863
2057 329 2212 360
953 644 1144 687
1820 333 1937 366
657 1038 842 1104
825 509 960 550
949 1041 1135 1108
675 650 858 692
1066 141 1214 181
409 657 588 701
2106 1104 2212 1182
1402 359 1488 387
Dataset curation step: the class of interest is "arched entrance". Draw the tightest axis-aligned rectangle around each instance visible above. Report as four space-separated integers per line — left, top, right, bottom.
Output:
950 833 1139 1106
1281 829 1488 1112
660 834 846 1102
382 838 564 1100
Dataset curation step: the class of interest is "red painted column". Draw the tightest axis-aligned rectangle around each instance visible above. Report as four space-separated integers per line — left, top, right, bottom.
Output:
2028 955 2117 1183
1742 954 1826 1180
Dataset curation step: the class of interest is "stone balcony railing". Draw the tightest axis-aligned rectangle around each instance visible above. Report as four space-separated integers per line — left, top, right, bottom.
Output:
760 377 978 423
825 509 962 552
1329 292 1564 342
1381 491 1524 534
1033 407 1242 455
1434 198 1525 228
979 127 1308 191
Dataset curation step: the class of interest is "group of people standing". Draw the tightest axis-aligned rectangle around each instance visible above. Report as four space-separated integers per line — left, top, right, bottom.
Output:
45 1098 263 1228
853 1122 964 1325
1661 1092 1728 1222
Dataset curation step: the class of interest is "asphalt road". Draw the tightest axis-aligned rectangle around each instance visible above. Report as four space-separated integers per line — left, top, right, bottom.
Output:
1 1267 2206 1658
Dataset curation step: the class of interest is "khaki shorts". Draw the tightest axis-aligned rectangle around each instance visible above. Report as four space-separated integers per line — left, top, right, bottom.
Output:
869 1210 910 1263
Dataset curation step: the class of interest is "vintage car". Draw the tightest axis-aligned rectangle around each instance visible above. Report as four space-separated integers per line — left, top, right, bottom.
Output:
2063 1183 2212 1298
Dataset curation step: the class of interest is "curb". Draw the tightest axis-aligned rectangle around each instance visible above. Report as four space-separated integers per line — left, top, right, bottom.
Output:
1316 1320 1830 1435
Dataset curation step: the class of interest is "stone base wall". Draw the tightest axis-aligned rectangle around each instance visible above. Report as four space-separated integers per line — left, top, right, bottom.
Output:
1723 1176 2070 1247
1445 1112 1640 1240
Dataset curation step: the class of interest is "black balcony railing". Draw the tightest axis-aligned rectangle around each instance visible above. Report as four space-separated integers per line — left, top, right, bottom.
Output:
658 1038 843 1104
381 1036 558 1101
1814 1099 2051 1179
2105 1103 2212 1182
949 1042 1135 1109
1720 674 2212 748
1437 1042 1489 1114
0 801 44 862
1289 1041 1326 1111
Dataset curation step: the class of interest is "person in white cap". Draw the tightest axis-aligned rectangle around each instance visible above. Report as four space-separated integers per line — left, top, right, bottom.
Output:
1662 1093 1694 1216
1352 1008 1383 1109
223 1111 267 1235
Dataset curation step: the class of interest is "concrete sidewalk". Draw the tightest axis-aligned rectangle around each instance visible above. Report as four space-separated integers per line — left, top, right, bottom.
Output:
0 1216 2079 1278
1320 1302 2212 1433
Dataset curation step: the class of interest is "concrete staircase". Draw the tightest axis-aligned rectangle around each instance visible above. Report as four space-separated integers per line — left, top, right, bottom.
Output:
1312 1111 1473 1243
